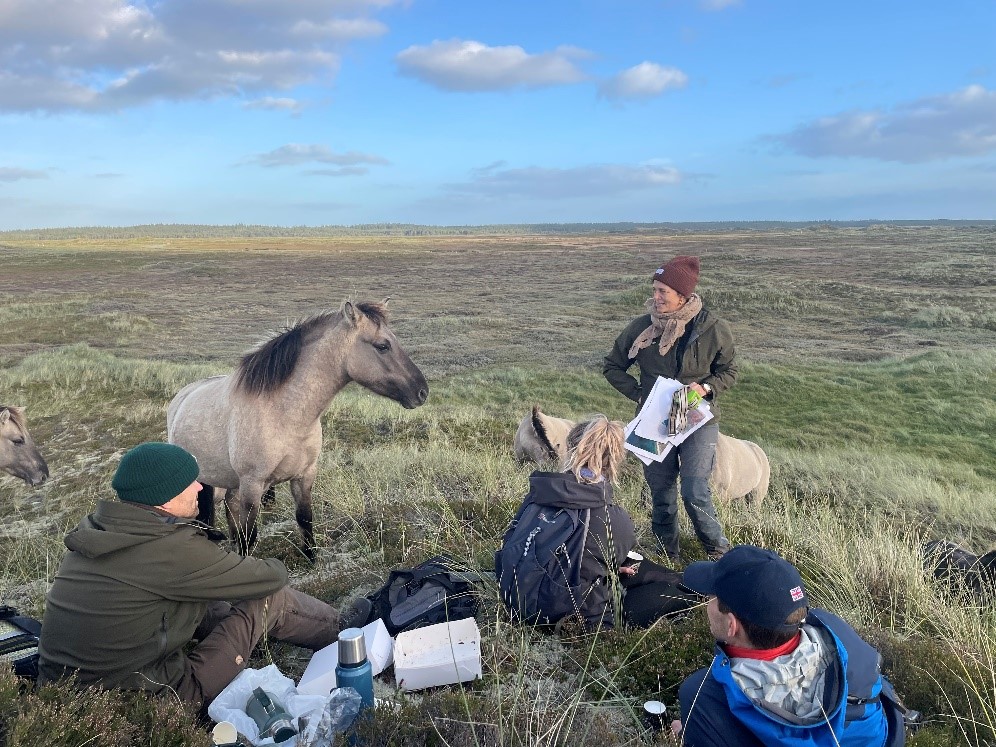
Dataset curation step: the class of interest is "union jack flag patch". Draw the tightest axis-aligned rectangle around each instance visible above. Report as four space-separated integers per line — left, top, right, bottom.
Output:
790 586 805 602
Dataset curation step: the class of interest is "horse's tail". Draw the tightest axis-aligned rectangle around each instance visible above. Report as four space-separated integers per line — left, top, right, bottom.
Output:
197 484 216 526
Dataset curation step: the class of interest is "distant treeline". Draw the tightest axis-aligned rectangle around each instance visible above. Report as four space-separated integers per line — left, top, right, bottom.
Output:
1 219 994 240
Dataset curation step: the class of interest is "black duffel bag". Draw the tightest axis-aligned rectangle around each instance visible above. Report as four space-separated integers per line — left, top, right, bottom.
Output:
361 555 479 636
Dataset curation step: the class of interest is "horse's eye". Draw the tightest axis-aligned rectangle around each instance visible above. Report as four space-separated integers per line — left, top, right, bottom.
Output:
373 340 392 353
12 438 25 446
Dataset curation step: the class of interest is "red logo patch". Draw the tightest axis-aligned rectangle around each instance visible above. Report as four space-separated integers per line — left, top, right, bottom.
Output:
790 586 805 602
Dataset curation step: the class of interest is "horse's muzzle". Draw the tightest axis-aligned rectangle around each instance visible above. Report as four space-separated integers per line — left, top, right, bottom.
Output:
29 461 50 487
401 386 429 409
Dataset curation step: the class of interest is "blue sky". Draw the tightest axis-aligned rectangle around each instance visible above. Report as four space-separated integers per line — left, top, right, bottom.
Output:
1 0 994 228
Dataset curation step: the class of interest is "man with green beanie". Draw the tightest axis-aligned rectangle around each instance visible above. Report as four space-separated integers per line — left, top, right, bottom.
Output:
38 442 354 707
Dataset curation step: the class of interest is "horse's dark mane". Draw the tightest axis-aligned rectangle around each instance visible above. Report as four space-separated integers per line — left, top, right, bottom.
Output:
531 406 558 460
0 405 25 430
235 303 389 396
356 301 388 327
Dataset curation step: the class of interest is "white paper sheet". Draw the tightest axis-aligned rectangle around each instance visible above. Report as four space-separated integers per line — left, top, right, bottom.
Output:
297 618 393 697
624 377 714 463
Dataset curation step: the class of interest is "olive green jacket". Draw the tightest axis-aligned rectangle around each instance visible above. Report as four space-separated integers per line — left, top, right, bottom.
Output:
38 500 287 693
603 308 738 421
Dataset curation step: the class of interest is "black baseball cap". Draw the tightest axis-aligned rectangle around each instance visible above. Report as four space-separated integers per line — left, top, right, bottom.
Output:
683 545 808 632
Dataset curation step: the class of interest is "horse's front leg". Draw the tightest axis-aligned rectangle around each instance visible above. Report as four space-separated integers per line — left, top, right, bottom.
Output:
196 484 217 526
225 480 265 555
290 471 317 562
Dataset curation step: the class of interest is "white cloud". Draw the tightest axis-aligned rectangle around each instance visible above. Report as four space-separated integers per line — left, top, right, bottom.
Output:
0 167 49 182
446 163 682 199
243 96 304 113
599 62 688 101
396 39 587 92
0 0 393 112
0 0 158 45
247 144 389 168
290 18 387 40
775 85 996 163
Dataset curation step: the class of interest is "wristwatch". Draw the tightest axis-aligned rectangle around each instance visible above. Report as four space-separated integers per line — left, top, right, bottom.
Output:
702 383 713 396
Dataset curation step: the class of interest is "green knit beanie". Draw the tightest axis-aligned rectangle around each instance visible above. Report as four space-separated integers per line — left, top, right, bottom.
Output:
112 442 199 506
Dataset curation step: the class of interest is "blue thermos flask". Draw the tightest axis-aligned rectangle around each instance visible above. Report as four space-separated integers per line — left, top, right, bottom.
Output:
336 627 374 710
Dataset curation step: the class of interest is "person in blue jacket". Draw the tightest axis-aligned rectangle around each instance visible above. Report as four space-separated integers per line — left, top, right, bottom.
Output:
673 545 904 747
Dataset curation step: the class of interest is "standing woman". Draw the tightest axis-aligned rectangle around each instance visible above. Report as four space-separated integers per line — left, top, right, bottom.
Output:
603 256 737 561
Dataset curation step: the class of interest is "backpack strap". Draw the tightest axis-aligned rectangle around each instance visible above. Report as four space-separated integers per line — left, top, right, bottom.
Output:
879 677 919 745
408 568 460 590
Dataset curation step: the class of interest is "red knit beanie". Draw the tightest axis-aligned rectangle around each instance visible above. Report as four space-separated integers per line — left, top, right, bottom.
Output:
653 256 700 297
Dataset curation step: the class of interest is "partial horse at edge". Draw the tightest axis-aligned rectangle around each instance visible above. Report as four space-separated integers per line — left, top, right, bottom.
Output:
0 405 49 488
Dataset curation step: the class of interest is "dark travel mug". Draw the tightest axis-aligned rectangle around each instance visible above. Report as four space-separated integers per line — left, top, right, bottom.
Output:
642 700 668 732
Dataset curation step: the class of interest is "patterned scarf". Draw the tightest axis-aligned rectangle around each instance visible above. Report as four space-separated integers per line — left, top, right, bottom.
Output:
627 293 703 360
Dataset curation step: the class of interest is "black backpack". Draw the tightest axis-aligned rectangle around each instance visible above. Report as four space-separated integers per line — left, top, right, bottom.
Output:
0 605 41 680
494 501 590 626
362 555 479 637
923 540 996 599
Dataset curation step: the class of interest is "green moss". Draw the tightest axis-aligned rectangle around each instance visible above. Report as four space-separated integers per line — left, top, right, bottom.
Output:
582 616 715 703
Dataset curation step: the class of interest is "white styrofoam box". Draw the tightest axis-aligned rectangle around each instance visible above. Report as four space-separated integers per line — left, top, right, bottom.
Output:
393 618 481 692
297 618 393 697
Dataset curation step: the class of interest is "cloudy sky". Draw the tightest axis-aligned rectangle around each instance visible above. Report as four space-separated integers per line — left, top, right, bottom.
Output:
1 0 994 228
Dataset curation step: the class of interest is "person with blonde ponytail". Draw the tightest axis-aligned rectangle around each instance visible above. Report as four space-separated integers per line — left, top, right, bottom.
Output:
496 415 700 629
496 416 635 629
563 415 628 485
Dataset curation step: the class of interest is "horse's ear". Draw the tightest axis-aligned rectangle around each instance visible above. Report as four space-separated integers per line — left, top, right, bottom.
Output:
0 409 9 426
341 301 358 325
381 296 391 306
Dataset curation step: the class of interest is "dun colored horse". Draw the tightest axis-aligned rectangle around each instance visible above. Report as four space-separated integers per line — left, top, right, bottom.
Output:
514 406 769 504
0 405 49 487
167 301 428 559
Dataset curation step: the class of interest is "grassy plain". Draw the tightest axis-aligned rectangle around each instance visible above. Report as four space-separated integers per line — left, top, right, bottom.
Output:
1 225 994 746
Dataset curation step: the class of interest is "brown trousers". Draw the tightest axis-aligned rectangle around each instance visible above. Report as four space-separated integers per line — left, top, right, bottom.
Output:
175 586 340 706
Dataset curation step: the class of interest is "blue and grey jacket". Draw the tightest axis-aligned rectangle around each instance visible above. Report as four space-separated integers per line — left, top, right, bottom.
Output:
679 608 903 747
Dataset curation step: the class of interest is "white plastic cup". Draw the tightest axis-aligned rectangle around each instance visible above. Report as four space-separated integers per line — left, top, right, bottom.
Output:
211 721 241 746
